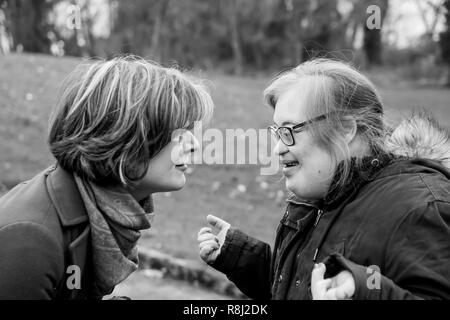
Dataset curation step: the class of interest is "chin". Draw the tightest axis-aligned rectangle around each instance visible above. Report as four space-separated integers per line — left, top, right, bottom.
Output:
167 177 186 191
285 181 299 197
285 177 297 192
170 183 185 191
285 178 307 198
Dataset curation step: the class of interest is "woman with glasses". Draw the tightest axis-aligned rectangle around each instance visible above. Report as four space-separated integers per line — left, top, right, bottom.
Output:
197 59 450 300
0 56 213 299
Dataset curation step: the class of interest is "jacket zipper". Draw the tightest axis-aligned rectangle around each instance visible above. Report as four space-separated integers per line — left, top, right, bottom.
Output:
313 209 324 261
314 209 323 227
273 204 319 289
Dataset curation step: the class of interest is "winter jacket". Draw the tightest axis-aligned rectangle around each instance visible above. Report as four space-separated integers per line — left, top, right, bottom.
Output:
211 115 450 300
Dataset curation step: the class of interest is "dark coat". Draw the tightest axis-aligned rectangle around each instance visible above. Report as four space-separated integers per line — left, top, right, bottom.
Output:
211 115 450 300
0 165 98 299
213 158 450 300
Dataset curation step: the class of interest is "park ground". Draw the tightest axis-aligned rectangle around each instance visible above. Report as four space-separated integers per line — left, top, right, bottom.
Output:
1 53 449 298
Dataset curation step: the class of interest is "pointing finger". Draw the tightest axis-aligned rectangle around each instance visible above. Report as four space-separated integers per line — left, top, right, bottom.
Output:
207 214 229 231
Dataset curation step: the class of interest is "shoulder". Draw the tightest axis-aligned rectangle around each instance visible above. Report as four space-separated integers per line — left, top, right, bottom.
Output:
0 221 63 253
338 161 450 273
0 165 88 243
341 160 450 246
0 167 57 227
359 159 450 218
0 223 64 278
0 221 65 299
0 167 67 259
347 158 450 236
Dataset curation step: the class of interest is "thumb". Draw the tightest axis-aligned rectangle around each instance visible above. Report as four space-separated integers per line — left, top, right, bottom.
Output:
311 263 326 285
327 286 349 300
207 214 229 231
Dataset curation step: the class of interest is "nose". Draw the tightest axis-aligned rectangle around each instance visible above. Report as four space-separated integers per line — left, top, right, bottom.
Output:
274 139 289 156
183 131 200 154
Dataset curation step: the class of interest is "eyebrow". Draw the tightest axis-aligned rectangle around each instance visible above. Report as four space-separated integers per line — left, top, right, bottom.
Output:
274 120 294 127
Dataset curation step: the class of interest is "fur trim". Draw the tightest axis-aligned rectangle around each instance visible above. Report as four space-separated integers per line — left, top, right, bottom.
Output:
386 112 450 170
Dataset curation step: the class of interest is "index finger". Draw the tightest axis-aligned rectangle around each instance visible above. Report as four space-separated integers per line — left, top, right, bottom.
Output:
207 214 228 230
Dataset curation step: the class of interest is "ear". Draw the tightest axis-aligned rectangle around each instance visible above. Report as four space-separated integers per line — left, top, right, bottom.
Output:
341 116 357 144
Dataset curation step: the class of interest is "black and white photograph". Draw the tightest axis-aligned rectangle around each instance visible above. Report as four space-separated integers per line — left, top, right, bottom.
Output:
0 0 449 306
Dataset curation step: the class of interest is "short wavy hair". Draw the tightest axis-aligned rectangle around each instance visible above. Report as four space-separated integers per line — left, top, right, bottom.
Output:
48 56 213 185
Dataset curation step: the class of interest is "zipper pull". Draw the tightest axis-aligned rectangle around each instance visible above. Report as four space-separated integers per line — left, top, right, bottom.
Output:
313 248 319 262
314 209 323 227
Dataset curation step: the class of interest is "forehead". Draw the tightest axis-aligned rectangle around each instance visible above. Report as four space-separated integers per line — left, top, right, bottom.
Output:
273 79 315 126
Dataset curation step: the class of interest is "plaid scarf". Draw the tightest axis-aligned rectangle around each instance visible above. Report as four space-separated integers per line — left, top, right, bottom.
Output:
74 175 154 297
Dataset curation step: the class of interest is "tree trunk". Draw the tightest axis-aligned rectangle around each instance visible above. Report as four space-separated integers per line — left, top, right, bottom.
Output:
227 0 243 75
447 65 450 87
288 7 303 65
363 0 389 67
6 0 52 53
82 0 98 57
150 0 170 62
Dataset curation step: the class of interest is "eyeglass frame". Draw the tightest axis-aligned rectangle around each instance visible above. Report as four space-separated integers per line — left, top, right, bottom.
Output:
268 113 334 146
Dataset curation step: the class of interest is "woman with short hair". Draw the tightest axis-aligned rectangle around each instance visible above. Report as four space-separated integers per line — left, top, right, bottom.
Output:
198 58 450 300
0 56 213 299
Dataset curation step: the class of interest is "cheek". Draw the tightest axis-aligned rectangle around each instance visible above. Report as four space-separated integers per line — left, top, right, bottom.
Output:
169 142 184 164
144 145 177 180
308 148 334 177
148 148 173 173
290 145 334 189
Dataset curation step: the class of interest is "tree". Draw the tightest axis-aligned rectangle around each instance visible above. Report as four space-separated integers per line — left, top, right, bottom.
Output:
440 0 450 86
149 0 169 62
111 0 171 59
221 0 244 74
363 0 389 67
279 0 342 65
415 0 445 41
1 0 56 53
0 3 12 53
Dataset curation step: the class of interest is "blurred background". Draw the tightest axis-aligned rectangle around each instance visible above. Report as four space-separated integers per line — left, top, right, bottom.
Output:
0 0 449 299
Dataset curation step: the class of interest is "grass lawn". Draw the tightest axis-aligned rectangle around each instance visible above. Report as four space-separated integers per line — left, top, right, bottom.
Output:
1 53 450 265
109 270 234 300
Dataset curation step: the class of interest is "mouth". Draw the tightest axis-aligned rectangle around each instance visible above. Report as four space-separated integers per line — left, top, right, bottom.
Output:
281 160 301 174
282 160 300 168
175 164 188 172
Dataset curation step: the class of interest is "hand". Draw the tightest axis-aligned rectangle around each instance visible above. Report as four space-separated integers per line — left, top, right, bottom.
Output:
311 263 355 300
197 214 231 264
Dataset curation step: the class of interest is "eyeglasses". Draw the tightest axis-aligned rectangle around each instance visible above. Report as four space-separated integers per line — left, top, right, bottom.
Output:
268 113 331 146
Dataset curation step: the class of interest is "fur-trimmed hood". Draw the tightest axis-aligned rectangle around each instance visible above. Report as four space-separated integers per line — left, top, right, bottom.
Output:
386 113 450 170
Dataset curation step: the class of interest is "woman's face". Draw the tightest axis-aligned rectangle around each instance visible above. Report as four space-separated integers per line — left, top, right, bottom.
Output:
273 86 336 200
129 130 199 200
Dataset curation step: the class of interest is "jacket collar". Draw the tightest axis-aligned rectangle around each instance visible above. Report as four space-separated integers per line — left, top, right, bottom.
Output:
375 157 450 180
322 152 394 211
46 164 89 227
282 196 320 230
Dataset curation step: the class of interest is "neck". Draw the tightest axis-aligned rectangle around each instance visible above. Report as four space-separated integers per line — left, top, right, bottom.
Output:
127 188 152 202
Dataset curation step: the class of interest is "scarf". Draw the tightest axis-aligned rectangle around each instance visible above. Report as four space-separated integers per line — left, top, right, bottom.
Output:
74 175 154 297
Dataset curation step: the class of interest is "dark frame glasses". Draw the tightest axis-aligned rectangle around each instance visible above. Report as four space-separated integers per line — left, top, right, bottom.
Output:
268 113 330 146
